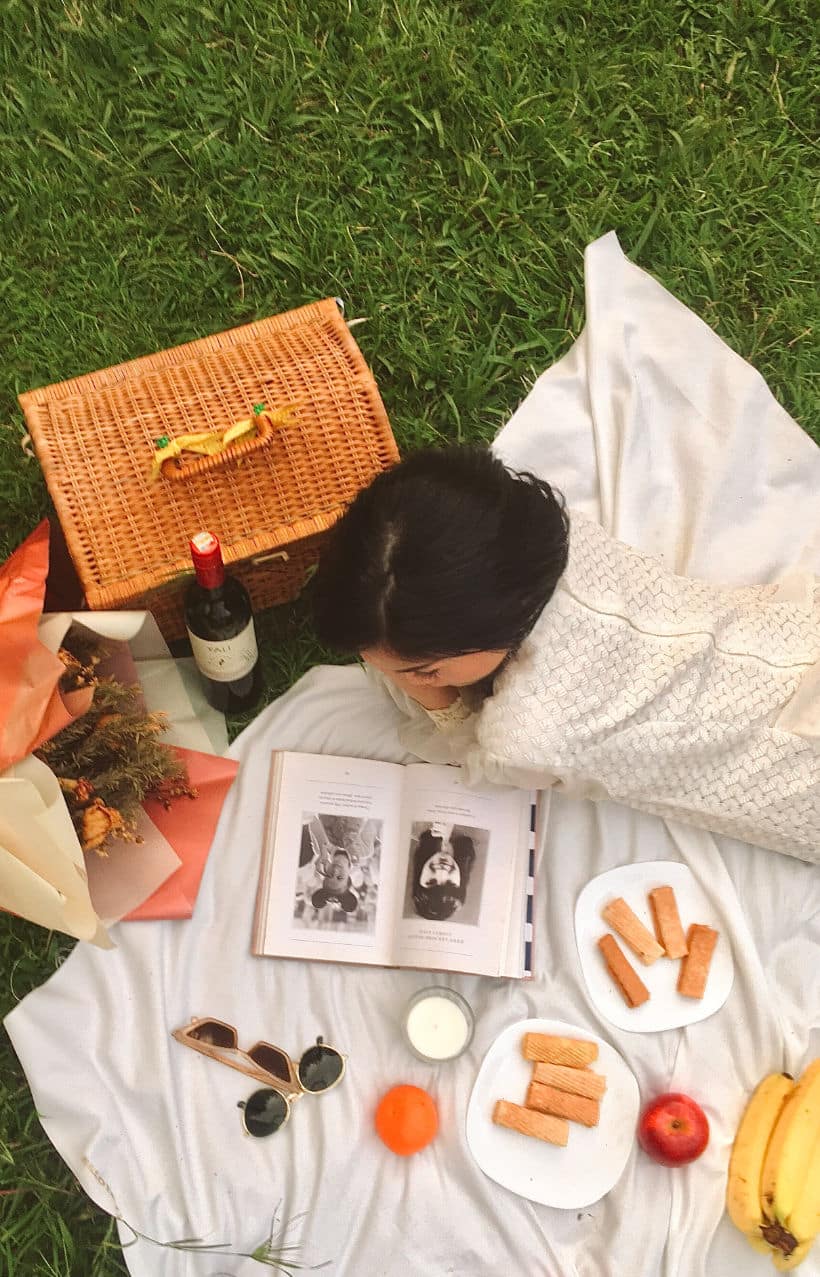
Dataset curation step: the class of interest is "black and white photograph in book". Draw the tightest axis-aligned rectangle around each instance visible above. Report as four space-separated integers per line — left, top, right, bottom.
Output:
402 822 489 925
293 813 382 934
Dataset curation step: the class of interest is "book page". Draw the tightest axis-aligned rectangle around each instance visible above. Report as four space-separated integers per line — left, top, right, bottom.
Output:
392 764 531 976
254 753 404 965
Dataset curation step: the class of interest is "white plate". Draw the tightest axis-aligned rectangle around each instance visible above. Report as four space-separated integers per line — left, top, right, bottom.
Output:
466 1017 639 1208
575 861 734 1032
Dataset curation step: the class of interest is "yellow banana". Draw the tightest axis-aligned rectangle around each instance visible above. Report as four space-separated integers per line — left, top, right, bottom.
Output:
762 1060 820 1227
784 1127 820 1248
726 1072 794 1236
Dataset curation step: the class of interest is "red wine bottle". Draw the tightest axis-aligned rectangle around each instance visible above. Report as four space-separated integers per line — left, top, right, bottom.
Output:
185 531 262 713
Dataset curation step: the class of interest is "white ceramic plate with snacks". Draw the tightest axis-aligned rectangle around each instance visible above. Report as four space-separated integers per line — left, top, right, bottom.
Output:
575 860 734 1033
466 1017 639 1208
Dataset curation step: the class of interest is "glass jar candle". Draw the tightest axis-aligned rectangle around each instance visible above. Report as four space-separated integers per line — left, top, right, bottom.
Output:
403 987 474 1062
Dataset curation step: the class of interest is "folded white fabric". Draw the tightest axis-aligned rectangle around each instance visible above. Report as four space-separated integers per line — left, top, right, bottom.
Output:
5 232 820 1277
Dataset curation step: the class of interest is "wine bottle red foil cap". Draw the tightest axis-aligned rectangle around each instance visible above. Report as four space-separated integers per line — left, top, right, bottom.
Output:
189 531 225 587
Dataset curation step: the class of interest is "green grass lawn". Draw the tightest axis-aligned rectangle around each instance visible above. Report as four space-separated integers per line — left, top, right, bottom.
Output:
1 0 817 1271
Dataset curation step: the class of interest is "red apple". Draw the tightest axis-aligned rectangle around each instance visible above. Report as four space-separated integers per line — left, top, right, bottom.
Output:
637 1092 709 1167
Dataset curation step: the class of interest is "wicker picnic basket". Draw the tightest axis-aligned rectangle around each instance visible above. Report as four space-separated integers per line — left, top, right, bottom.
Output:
20 299 399 641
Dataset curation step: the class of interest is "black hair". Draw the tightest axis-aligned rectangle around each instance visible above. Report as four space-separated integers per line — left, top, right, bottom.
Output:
311 445 569 660
411 830 475 922
311 887 358 913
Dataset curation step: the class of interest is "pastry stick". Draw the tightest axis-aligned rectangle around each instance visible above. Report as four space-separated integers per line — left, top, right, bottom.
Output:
531 1061 607 1100
522 1033 598 1067
677 924 719 999
602 897 665 964
526 1081 600 1128
648 885 688 960
492 1099 569 1146
597 933 651 1008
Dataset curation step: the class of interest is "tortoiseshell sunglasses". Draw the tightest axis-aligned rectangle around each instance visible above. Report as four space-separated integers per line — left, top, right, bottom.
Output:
172 1017 345 1137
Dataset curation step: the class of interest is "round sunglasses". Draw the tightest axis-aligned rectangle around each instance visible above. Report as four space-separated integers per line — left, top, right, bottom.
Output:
238 1039 346 1138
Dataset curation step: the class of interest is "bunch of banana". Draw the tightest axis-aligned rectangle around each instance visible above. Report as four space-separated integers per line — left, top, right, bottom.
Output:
726 1060 820 1269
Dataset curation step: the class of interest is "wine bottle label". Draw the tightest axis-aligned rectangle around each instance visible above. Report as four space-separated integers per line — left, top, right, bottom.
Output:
187 619 258 682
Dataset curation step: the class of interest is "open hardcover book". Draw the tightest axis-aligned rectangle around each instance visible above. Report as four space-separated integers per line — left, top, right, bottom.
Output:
252 752 536 978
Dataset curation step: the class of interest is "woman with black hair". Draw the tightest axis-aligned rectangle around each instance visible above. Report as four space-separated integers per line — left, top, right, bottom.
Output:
297 821 359 916
311 445 819 862
410 828 476 922
311 848 358 915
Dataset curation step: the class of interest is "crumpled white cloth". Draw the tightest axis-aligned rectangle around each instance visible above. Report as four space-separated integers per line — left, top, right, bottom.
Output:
5 232 820 1277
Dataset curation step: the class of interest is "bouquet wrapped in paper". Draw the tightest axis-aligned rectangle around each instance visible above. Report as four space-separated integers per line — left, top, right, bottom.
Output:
0 522 239 944
0 520 93 771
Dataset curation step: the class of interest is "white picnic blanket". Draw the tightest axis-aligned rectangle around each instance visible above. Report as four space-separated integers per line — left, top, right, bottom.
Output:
5 232 820 1277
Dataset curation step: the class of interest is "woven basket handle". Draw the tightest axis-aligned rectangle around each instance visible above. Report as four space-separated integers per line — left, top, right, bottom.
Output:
160 412 279 483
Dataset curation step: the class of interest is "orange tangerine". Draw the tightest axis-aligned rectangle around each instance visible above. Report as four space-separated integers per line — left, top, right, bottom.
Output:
375 1084 438 1156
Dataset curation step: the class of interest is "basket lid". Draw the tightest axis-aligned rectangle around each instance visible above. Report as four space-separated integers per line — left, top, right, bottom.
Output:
20 298 398 609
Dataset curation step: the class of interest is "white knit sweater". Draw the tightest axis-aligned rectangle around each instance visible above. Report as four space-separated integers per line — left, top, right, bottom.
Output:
379 511 820 862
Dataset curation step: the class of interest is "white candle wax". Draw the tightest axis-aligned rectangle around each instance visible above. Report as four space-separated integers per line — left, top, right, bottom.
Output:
405 993 471 1060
